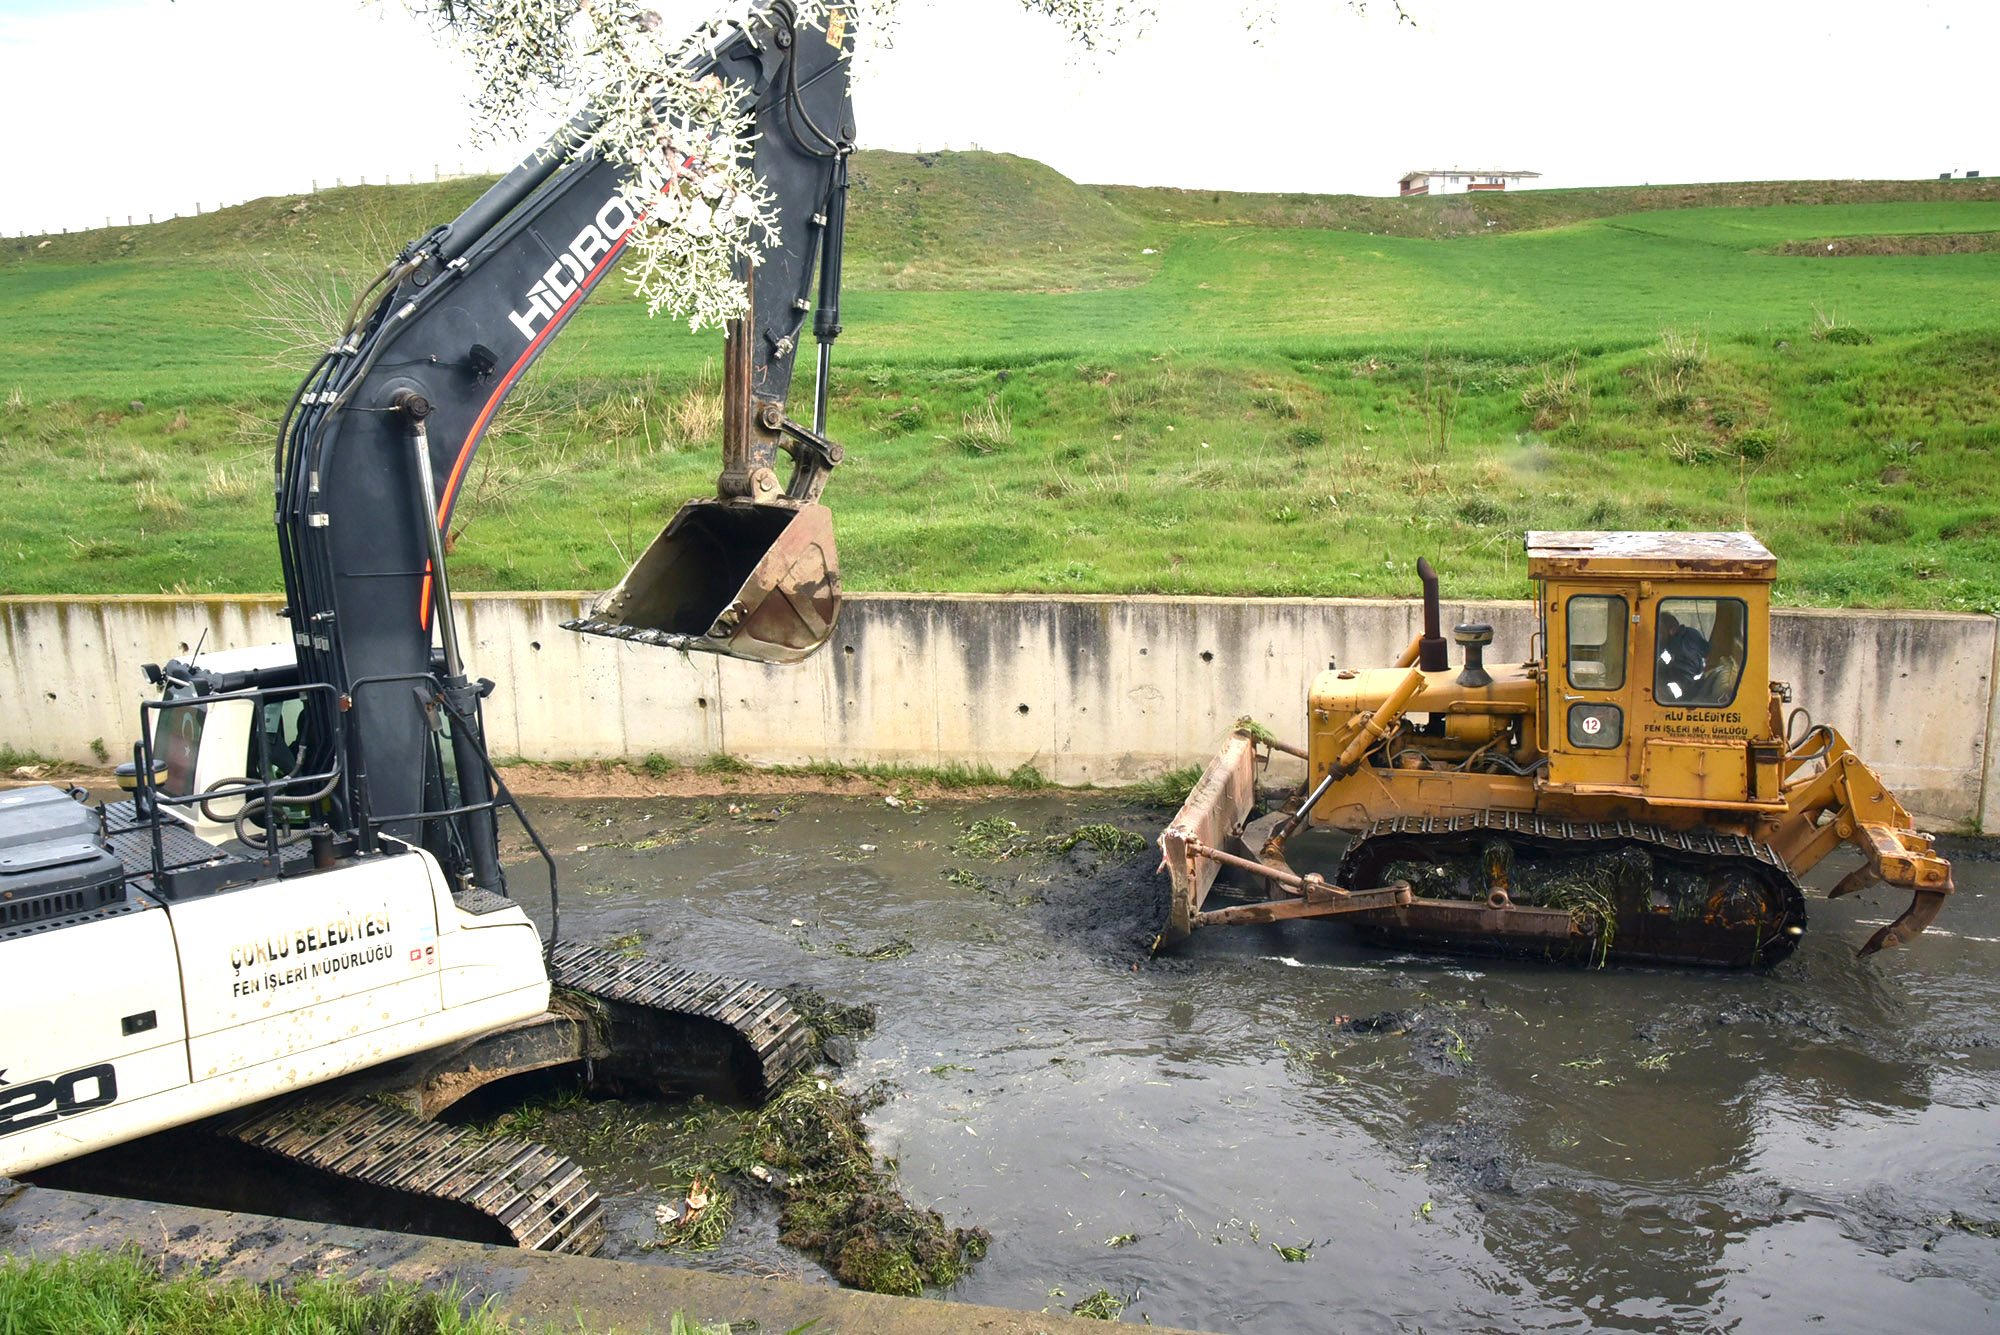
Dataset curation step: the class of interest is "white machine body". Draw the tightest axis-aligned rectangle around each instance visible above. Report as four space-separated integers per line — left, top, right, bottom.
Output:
0 844 548 1176
0 642 551 1176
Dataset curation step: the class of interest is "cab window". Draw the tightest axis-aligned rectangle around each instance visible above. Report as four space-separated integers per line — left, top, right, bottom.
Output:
1566 595 1628 691
254 697 307 778
1654 598 1748 707
151 693 206 798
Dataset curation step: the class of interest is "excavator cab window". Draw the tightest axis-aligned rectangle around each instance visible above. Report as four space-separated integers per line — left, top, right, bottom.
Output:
1654 597 1747 708
257 697 306 780
151 692 205 799
1561 593 1629 751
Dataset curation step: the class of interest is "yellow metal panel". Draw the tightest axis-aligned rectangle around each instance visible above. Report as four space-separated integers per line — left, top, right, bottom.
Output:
1640 738 1750 803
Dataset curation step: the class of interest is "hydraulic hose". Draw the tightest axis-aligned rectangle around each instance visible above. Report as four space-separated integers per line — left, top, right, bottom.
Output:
783 24 845 158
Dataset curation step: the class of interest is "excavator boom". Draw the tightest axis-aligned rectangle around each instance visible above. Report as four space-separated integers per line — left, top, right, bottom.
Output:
276 0 855 876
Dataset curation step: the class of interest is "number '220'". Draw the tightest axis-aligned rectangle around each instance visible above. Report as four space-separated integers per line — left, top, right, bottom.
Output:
0 1065 118 1138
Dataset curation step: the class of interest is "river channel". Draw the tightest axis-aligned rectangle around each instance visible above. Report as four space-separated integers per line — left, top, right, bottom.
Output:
498 791 1999 1334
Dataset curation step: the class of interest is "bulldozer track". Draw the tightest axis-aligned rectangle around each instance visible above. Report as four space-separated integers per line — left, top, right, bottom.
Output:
1337 809 1808 967
549 941 814 1102
1345 810 1794 871
218 1092 605 1254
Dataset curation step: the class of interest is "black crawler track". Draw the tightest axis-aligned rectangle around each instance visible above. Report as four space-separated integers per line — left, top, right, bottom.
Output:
216 945 814 1254
220 1092 605 1253
550 941 815 1102
1336 811 1808 968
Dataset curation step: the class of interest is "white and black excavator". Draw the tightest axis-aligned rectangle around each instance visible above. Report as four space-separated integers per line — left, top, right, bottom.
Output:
0 1 852 1255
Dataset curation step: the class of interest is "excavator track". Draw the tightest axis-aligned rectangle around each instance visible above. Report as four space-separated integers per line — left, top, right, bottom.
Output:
1335 810 1808 968
32 944 814 1256
166 949 808 1257
549 941 815 1103
218 1093 605 1253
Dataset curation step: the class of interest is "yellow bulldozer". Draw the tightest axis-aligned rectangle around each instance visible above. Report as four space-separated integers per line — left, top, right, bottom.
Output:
1160 532 1952 967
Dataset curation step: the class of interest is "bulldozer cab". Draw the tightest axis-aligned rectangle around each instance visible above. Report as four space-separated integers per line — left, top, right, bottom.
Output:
1530 532 1784 806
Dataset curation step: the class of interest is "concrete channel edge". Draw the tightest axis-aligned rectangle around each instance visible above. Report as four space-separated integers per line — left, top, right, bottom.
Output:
1 593 1993 829
0 1179 1217 1335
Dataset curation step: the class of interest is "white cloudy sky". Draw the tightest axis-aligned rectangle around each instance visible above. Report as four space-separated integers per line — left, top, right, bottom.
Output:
0 0 1987 237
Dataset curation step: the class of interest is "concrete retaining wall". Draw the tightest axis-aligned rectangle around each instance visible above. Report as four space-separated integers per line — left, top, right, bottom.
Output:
3 593 1994 829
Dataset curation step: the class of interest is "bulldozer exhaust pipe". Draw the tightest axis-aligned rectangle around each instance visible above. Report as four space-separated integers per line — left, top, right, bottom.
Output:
1416 557 1449 672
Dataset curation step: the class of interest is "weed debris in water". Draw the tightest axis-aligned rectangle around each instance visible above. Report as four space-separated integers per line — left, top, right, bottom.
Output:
745 1078 989 1295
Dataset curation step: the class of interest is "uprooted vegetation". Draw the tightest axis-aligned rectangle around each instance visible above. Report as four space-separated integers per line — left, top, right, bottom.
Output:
952 816 1146 861
745 1078 990 1294
598 994 983 1294
486 1070 987 1293
782 985 879 1064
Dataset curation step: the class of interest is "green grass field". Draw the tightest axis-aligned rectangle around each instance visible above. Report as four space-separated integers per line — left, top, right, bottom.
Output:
4 153 1997 608
0 1247 721 1335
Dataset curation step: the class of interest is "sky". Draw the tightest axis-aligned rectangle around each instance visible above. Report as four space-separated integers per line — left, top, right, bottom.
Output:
0 0 1989 237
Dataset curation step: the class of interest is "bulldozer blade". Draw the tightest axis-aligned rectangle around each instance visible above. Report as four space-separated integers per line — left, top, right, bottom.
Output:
1157 728 1262 950
563 499 839 665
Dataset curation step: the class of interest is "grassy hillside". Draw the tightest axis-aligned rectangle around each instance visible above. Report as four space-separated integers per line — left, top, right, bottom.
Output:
3 154 1997 609
849 151 1148 290
20 157 1994 263
1099 175 2000 237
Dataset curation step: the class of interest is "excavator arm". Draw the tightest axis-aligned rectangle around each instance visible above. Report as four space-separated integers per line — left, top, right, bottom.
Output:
276 0 853 886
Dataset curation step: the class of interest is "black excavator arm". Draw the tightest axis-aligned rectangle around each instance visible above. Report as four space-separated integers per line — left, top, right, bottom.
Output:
274 0 853 893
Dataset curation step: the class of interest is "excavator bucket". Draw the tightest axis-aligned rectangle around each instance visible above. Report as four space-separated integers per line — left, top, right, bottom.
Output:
563 499 840 665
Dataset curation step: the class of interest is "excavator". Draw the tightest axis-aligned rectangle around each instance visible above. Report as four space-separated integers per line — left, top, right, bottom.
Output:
1161 532 1954 968
0 0 851 1255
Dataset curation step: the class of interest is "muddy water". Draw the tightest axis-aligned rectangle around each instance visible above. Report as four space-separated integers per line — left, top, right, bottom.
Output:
505 793 2000 1333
